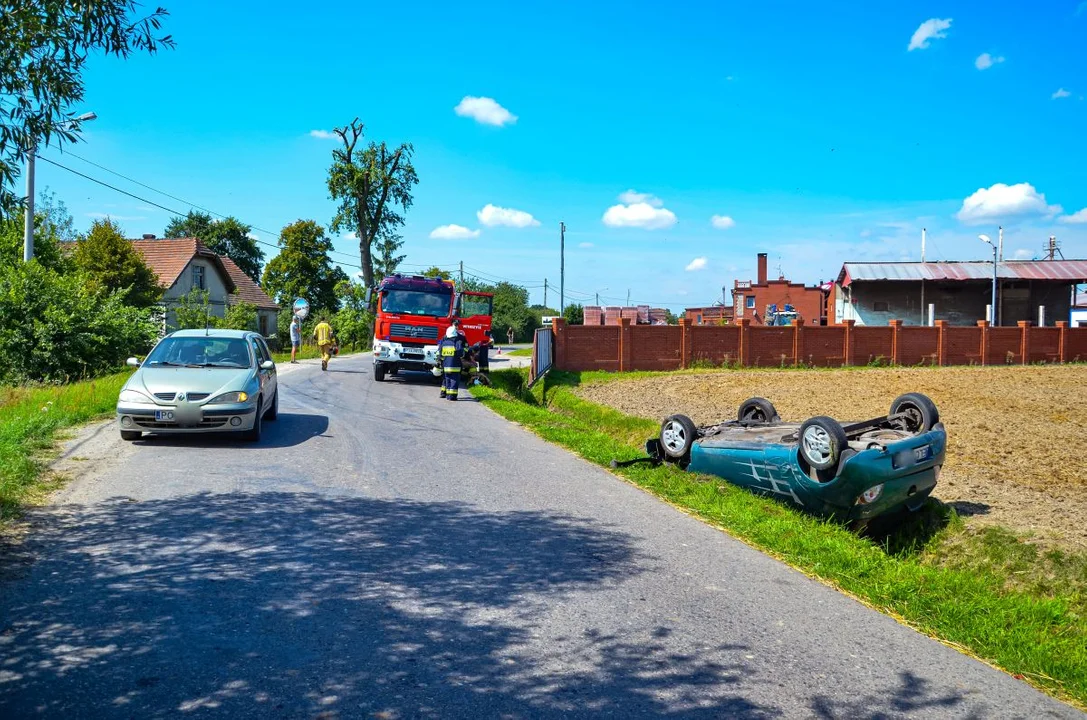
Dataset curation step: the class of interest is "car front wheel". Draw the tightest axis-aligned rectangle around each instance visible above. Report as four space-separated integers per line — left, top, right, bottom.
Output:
373 363 386 382
659 414 697 462
120 430 141 442
798 416 848 472
738 397 779 424
243 399 263 442
266 388 279 421
890 393 939 433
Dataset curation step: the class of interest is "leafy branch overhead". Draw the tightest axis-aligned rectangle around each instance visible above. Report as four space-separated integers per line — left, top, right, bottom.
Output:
327 118 418 289
0 2 174 217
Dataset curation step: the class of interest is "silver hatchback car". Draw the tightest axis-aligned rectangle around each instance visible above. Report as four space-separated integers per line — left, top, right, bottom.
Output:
117 329 279 442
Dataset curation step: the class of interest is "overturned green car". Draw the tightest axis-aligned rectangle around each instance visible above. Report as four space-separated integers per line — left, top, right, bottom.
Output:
622 394 947 529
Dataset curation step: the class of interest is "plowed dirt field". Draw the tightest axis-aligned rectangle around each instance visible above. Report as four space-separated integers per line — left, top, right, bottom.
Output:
579 365 1087 549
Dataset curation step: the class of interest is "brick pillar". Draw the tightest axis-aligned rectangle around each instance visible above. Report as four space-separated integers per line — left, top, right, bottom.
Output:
552 318 567 370
1019 320 1031 365
679 317 692 369
843 319 856 366
934 320 948 366
889 319 903 365
619 317 632 372
738 318 751 367
1057 321 1069 363
977 320 989 366
793 317 805 366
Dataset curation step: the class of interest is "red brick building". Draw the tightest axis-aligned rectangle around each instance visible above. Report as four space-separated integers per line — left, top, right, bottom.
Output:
684 305 734 325
732 253 828 325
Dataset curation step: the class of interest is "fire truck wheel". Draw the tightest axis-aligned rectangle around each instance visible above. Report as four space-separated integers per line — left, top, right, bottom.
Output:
373 363 386 382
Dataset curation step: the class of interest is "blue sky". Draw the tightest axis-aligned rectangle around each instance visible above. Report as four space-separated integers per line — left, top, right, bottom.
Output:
33 1 1087 309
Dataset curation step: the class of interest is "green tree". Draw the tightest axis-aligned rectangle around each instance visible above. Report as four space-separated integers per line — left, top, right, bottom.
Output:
423 266 452 280
333 279 374 350
261 219 347 313
327 118 418 289
172 288 212 330
73 218 161 307
372 229 405 282
221 298 257 331
562 303 584 325
492 282 532 343
665 309 679 325
0 260 159 383
1 2 173 217
164 211 264 282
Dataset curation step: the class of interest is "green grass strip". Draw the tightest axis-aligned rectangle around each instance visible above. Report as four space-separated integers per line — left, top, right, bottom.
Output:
0 373 130 523
472 369 1087 709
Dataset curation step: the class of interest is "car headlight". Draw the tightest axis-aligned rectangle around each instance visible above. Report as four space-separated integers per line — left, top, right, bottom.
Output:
119 389 153 404
857 484 884 505
209 391 249 404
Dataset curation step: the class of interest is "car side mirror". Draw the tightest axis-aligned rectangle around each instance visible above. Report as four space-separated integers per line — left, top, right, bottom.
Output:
261 360 275 370
126 357 141 368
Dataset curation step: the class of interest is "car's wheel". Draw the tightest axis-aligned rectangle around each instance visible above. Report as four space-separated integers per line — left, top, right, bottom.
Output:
373 363 386 382
120 430 141 442
890 393 939 433
243 398 262 442
798 416 848 472
659 414 698 461
266 388 279 421
738 397 779 424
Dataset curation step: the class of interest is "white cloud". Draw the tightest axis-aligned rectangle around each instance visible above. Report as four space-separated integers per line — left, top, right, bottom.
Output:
476 203 539 228
1013 249 1033 260
1059 208 1087 224
955 182 1062 224
618 189 663 207
579 242 594 248
685 257 708 272
429 224 481 240
454 96 517 126
309 129 337 140
908 18 952 51
975 53 1004 70
1052 88 1072 99
710 214 735 230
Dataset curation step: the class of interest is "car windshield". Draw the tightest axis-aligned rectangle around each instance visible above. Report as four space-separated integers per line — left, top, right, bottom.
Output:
382 289 452 317
144 337 253 368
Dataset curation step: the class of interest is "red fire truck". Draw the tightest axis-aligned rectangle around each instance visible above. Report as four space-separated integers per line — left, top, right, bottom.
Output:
369 274 494 382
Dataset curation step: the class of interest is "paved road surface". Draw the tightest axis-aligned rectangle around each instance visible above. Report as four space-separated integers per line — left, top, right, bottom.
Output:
0 354 1080 718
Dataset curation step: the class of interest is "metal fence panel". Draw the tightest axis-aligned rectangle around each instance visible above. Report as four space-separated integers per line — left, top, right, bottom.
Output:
528 327 553 388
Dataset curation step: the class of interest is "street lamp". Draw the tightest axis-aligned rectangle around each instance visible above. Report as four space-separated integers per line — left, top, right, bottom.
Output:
24 111 97 262
979 234 997 325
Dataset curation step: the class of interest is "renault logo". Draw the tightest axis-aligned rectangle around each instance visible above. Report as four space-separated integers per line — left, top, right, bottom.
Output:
177 393 186 402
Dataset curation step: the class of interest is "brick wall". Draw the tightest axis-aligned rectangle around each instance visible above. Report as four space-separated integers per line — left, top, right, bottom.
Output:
548 318 1087 371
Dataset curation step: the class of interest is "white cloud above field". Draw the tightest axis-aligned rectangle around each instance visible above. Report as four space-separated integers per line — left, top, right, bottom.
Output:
908 18 952 51
429 224 480 240
955 182 1061 224
455 96 517 126
477 204 539 228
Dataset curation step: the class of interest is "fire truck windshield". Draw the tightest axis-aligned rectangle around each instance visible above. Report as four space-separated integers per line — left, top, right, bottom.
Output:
381 289 452 317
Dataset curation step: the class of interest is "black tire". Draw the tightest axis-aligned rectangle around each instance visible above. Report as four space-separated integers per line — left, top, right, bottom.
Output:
120 430 141 441
243 399 262 442
890 393 939 433
373 363 386 382
266 388 279 421
798 416 848 472
659 414 698 461
738 397 779 424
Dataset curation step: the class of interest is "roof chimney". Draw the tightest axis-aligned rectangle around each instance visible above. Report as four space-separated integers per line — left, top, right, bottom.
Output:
142 233 156 240
757 253 768 285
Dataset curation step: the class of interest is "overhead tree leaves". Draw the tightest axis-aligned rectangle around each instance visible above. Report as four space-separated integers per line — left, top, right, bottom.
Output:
72 218 161 307
164 210 264 282
0 1 173 217
261 219 347 314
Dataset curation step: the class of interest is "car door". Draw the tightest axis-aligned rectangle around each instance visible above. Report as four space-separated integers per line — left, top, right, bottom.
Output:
250 336 276 402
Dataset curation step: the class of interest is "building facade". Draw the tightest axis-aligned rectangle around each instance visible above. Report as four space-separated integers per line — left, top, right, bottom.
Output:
731 253 827 325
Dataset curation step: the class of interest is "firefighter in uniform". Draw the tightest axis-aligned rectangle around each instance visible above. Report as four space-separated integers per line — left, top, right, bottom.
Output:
477 329 494 375
438 326 464 400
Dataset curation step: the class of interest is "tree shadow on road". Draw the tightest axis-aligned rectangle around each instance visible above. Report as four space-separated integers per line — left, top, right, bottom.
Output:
809 670 974 719
0 492 774 718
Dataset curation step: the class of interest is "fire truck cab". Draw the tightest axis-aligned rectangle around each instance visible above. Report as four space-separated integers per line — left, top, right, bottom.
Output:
370 274 494 382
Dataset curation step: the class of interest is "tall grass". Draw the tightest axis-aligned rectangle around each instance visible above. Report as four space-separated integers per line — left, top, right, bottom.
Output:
0 373 129 521
472 369 1087 709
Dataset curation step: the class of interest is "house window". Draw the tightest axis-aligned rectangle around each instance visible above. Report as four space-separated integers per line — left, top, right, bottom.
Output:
193 265 205 290
746 295 755 309
873 301 889 312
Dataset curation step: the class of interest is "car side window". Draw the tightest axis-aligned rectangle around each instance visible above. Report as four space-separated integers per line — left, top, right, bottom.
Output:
250 339 266 366
257 337 274 364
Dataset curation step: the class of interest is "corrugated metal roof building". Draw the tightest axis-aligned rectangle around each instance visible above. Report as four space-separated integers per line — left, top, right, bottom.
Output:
832 260 1087 327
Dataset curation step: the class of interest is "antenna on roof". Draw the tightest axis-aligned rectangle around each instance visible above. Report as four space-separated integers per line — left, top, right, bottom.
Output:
1044 236 1064 261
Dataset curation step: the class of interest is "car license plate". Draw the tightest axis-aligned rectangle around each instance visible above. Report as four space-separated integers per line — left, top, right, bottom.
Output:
913 445 931 462
155 410 175 422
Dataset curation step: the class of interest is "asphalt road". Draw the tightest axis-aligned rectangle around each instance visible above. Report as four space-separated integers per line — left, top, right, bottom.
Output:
0 354 1081 719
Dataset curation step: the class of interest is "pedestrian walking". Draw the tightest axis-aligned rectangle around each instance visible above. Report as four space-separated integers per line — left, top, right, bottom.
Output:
289 314 302 363
313 315 335 371
506 326 515 346
437 326 465 400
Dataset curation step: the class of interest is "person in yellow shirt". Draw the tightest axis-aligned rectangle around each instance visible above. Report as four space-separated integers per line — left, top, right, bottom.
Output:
313 315 336 371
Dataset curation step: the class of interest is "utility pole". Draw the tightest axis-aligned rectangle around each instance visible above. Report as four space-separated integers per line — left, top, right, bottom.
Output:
559 222 566 314
626 289 631 306
544 278 548 308
595 292 599 305
23 148 35 262
459 260 464 289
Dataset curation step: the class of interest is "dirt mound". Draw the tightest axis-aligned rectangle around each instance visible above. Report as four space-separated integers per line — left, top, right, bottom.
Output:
579 365 1087 549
